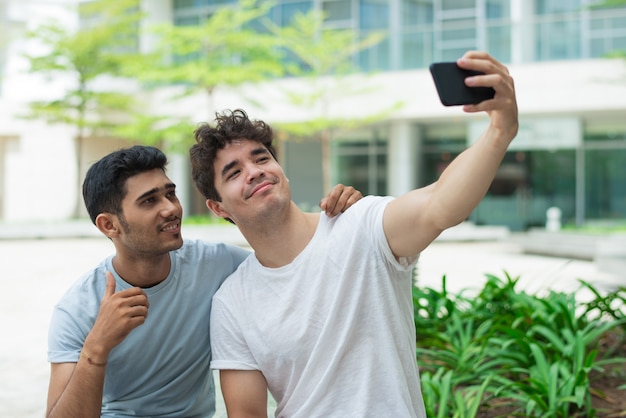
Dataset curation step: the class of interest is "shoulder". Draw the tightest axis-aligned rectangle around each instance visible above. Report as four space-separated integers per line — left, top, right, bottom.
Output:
52 259 111 323
347 195 393 213
330 195 393 225
178 239 251 261
213 256 254 297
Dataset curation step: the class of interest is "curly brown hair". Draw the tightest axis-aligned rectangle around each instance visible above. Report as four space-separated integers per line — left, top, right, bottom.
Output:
190 109 277 201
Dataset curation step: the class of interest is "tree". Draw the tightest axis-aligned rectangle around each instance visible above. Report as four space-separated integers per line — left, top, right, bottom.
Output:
129 0 283 119
22 0 144 217
265 10 401 194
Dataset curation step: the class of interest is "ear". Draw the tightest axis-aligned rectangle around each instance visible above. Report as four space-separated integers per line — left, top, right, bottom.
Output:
95 213 120 238
206 199 231 219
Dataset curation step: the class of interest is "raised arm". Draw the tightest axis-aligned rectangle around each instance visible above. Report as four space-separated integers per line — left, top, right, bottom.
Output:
384 51 519 257
220 369 269 418
47 273 149 418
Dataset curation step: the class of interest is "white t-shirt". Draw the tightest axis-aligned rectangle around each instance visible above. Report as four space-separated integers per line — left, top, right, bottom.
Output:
210 196 426 418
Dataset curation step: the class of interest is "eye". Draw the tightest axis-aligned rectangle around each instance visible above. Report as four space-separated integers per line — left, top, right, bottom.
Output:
227 169 241 180
141 197 155 205
167 190 179 201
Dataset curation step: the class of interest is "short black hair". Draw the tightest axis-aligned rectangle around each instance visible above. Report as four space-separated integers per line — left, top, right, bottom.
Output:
82 145 168 224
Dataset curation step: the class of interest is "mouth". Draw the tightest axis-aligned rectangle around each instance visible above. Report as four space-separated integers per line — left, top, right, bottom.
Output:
161 219 181 233
246 180 275 199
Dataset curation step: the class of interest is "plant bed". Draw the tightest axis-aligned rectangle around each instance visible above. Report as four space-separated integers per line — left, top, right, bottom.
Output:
414 274 626 417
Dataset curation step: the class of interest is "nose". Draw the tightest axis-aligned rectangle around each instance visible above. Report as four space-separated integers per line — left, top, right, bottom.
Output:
246 164 265 183
160 197 180 217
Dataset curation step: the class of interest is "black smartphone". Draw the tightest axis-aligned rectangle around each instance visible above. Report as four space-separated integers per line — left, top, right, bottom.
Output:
429 62 495 106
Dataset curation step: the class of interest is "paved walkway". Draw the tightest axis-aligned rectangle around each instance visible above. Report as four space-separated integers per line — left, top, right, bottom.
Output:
0 225 622 418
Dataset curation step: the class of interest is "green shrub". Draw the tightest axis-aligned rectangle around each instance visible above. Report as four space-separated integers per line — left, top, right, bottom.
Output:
414 274 626 417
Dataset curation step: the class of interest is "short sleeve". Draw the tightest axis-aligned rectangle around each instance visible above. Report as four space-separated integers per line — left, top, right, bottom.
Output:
210 292 259 371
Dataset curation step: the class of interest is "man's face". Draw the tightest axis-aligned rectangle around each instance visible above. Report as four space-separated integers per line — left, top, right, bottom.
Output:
208 139 290 226
114 168 184 256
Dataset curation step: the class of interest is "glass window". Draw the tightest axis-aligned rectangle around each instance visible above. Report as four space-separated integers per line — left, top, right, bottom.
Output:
174 15 201 26
535 18 581 60
402 0 433 27
333 136 387 196
535 0 582 15
486 0 508 19
585 149 626 219
526 150 576 225
322 0 352 22
360 0 389 30
588 9 626 58
401 30 434 69
272 1 312 26
441 21 475 41
486 24 511 63
358 35 390 71
442 0 475 11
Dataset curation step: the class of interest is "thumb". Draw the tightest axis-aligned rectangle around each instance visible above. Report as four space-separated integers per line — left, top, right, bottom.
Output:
104 271 116 298
319 197 328 211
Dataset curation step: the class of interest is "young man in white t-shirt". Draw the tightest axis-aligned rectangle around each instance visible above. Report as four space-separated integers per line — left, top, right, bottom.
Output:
189 51 519 418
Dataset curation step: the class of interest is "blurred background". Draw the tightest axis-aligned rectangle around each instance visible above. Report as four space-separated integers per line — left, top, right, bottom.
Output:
1 1 625 416
0 0 624 231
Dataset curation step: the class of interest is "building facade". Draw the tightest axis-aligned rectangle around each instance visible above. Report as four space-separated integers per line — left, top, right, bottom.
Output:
1 0 625 229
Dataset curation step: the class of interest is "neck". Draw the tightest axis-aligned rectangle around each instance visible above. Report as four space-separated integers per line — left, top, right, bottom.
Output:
111 252 171 288
240 202 320 268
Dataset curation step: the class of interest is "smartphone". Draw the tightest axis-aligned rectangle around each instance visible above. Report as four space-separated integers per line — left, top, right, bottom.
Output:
429 62 495 106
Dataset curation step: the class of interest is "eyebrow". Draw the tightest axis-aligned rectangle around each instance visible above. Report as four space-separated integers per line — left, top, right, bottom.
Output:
135 183 176 202
220 146 269 179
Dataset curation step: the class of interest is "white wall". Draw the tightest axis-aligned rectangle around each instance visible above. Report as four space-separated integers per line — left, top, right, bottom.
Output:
0 0 79 221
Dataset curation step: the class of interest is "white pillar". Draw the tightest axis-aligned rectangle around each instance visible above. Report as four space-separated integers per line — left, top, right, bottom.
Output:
510 0 534 64
140 0 172 54
388 121 420 197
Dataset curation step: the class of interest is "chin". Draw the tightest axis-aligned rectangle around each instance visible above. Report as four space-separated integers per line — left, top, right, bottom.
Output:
168 236 184 251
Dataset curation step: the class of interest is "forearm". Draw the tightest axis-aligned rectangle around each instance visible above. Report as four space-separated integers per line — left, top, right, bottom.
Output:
47 361 106 418
429 125 514 228
47 338 111 418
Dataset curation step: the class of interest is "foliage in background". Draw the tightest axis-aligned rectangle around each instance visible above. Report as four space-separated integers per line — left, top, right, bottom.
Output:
21 0 144 216
265 10 399 194
414 273 626 417
128 0 281 120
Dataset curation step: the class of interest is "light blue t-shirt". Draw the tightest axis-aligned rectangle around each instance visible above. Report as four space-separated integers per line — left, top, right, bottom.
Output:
48 239 250 417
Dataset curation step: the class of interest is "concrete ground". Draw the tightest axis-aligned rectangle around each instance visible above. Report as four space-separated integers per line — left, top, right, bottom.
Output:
0 224 622 418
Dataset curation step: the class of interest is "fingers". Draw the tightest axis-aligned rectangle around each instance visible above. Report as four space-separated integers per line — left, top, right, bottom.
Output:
103 271 150 311
104 272 116 298
102 273 150 322
320 184 343 215
322 184 362 217
91 276 150 351
455 51 516 110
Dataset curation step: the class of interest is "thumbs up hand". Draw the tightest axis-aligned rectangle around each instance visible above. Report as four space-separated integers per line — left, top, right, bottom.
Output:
83 272 150 362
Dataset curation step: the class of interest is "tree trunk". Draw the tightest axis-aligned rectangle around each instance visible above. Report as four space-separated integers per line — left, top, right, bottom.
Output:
73 134 83 219
320 129 331 195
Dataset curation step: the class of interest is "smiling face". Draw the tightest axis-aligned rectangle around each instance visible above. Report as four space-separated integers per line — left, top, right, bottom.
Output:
101 168 184 258
207 139 290 227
